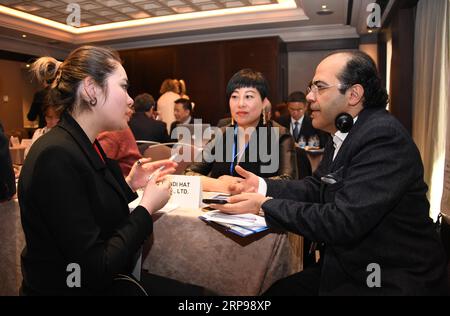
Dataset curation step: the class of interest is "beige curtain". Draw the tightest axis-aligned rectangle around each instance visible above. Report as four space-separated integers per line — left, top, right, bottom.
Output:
441 0 450 217
412 0 449 219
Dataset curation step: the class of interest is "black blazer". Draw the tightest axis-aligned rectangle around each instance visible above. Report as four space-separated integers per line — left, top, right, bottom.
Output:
278 114 330 147
262 107 448 295
27 88 48 128
18 113 153 295
129 112 170 143
185 121 298 180
0 122 16 201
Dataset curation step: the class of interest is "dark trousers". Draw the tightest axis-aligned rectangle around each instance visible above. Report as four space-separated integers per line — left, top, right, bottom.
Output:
263 263 321 296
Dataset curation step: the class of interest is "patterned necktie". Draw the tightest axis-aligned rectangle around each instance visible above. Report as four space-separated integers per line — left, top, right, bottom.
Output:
293 122 300 141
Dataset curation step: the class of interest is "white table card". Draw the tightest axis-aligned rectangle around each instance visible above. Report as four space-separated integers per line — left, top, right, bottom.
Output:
168 175 202 209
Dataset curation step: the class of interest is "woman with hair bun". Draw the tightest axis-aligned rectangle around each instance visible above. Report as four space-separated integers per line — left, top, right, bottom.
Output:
19 46 203 295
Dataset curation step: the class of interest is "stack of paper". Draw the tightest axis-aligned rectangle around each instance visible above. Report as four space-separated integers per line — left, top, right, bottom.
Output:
200 210 268 237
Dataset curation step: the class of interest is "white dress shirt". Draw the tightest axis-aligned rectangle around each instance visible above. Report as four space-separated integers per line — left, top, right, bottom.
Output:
290 116 304 138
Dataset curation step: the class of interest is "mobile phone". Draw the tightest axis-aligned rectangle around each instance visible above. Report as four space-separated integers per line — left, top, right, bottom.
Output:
202 198 228 205
202 194 229 205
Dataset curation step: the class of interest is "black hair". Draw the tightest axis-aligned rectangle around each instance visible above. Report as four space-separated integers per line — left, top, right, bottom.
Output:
226 68 269 101
174 98 192 113
331 50 389 109
287 91 306 103
134 93 155 112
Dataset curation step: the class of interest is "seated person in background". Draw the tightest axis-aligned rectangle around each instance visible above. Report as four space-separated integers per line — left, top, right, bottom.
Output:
129 93 170 143
0 121 16 202
169 98 197 139
25 104 63 157
185 68 297 193
272 102 289 122
98 127 142 177
278 91 329 148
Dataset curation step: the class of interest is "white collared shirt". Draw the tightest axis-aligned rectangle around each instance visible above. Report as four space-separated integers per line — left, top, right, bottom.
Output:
181 116 192 125
332 116 358 161
290 116 304 136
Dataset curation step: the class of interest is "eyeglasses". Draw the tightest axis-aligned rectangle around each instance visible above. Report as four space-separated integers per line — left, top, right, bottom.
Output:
307 83 349 95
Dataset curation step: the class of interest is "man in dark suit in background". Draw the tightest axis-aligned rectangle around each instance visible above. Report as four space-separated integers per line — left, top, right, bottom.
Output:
169 98 197 140
128 93 170 143
0 121 16 202
212 50 448 295
278 91 329 148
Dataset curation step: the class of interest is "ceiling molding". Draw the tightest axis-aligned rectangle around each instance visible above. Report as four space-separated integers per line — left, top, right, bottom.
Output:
0 9 74 42
0 35 70 60
101 24 358 51
77 7 308 44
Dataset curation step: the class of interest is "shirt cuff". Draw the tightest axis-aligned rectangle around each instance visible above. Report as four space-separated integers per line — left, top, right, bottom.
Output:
258 177 268 196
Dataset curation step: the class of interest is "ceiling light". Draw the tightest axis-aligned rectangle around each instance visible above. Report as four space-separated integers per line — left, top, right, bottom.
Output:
317 4 333 15
26 64 30 68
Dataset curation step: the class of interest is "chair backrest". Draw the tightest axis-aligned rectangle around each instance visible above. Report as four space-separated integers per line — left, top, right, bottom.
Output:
295 147 312 179
143 142 203 175
136 140 160 155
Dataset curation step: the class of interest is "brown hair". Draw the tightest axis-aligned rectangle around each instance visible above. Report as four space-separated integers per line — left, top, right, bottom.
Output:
159 79 179 94
31 46 121 114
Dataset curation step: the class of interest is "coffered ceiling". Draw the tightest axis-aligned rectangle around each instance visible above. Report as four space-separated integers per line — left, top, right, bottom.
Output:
0 0 394 58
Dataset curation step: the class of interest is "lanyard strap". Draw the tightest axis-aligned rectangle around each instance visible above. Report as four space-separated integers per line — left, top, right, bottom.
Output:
230 125 249 175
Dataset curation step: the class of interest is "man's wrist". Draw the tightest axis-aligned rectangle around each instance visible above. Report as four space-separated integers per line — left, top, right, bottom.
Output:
259 196 273 216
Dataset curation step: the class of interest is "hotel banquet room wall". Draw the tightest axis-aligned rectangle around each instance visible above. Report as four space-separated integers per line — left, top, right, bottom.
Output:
119 36 287 126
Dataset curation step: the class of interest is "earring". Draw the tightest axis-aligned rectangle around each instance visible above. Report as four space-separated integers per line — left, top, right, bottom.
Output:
231 117 234 126
89 97 97 106
262 112 267 126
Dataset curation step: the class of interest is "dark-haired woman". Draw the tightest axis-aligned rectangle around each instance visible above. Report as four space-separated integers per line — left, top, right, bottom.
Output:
185 69 297 193
19 46 202 295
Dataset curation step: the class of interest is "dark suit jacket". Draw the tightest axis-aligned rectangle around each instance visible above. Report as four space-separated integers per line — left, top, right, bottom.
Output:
185 121 298 180
18 113 153 295
0 122 16 201
129 112 170 143
278 114 330 147
169 117 196 140
262 107 448 295
27 88 48 128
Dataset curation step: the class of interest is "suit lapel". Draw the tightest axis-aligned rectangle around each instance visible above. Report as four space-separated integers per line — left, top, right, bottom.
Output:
328 107 384 172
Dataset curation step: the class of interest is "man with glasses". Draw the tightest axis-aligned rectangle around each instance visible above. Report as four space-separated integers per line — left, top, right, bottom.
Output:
213 51 448 295
278 91 327 148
